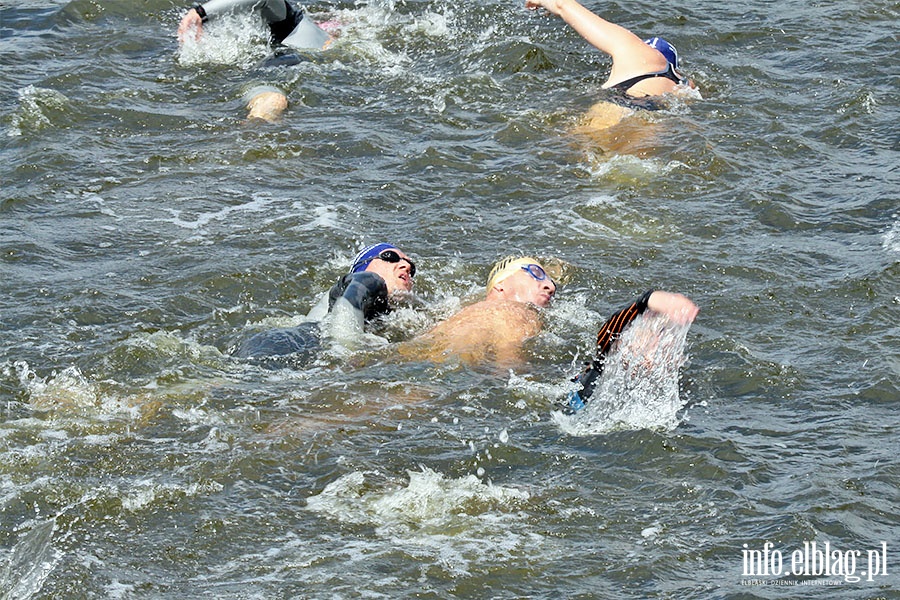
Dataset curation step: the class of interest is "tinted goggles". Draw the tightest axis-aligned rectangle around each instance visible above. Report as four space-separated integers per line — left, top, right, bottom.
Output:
364 250 416 277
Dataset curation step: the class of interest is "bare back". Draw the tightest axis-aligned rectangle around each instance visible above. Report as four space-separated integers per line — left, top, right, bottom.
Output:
398 299 543 367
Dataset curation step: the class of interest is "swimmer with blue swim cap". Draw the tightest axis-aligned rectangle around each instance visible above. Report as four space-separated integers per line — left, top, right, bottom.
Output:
525 0 693 98
525 0 696 131
177 0 337 122
235 242 416 363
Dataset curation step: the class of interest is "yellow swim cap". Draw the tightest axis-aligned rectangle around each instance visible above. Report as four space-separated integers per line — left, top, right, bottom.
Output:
486 256 542 295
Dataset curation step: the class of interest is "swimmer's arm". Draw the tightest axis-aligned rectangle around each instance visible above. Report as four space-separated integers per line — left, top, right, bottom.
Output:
595 290 652 357
327 271 390 335
596 290 698 355
186 0 289 25
177 7 204 42
646 291 699 325
525 0 667 82
566 291 647 408
568 290 697 409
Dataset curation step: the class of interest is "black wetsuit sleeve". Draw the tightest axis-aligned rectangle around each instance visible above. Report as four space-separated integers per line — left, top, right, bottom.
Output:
234 271 389 361
327 272 390 322
565 290 654 412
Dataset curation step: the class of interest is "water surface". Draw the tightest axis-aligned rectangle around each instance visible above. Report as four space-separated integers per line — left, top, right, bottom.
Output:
1 0 898 597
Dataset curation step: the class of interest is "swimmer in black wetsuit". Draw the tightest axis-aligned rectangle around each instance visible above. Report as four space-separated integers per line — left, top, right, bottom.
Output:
177 0 335 121
525 0 696 129
235 243 417 364
564 290 698 413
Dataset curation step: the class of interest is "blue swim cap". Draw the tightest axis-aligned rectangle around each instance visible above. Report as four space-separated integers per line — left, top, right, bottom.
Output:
644 36 679 69
350 242 398 273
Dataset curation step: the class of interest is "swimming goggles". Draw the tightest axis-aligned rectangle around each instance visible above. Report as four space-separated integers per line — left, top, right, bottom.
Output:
361 250 416 277
521 263 550 282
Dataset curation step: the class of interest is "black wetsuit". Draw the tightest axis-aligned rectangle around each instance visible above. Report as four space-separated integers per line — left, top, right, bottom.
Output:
234 271 390 364
564 290 655 413
193 0 330 50
606 63 687 111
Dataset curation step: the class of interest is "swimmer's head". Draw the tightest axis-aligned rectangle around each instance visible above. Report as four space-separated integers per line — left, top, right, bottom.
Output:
486 256 556 307
644 37 678 69
350 242 415 293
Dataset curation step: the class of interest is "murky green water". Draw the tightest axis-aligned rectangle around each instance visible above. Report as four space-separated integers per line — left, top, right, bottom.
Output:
1 0 898 597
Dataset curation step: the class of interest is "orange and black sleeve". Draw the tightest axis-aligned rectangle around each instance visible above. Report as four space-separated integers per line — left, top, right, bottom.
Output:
566 290 655 410
595 290 654 359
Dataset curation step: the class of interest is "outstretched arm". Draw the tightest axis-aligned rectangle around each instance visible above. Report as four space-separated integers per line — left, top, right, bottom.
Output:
596 290 697 357
525 0 667 85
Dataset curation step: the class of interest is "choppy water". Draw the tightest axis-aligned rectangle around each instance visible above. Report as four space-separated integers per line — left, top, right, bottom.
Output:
1 0 898 597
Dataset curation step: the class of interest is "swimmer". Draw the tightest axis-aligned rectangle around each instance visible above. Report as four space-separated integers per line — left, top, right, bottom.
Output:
565 289 698 413
235 243 416 362
177 0 334 122
399 256 557 367
525 0 696 132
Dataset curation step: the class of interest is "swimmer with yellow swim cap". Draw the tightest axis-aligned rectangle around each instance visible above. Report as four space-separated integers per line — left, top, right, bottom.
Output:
398 256 557 367
485 256 557 308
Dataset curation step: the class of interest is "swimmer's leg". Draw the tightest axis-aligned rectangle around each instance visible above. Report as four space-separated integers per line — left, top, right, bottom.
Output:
244 85 288 122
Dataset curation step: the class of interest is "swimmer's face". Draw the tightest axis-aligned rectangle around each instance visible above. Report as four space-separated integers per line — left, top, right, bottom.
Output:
496 264 556 308
364 249 415 294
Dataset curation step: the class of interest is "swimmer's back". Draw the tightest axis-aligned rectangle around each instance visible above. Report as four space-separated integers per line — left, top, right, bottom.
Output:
402 299 543 366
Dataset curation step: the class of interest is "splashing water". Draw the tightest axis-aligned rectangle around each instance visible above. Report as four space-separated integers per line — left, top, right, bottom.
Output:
306 466 529 532
554 312 692 436
8 86 70 137
0 519 59 600
176 14 271 67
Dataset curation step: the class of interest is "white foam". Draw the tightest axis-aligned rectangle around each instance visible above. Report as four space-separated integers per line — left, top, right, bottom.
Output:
157 193 279 232
306 467 529 531
15 362 102 413
883 218 900 253
120 479 224 513
586 152 685 181
176 13 270 67
402 10 454 38
0 518 59 600
8 85 69 137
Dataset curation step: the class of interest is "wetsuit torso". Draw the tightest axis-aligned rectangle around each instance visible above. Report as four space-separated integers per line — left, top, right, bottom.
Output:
565 290 654 413
234 271 390 363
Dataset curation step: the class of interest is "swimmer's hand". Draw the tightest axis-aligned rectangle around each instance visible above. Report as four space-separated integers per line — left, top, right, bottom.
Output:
177 8 204 44
525 0 563 16
647 291 699 325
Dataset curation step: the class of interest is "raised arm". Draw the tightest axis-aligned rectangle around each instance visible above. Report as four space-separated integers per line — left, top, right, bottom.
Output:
565 290 698 412
199 0 289 22
525 0 668 86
